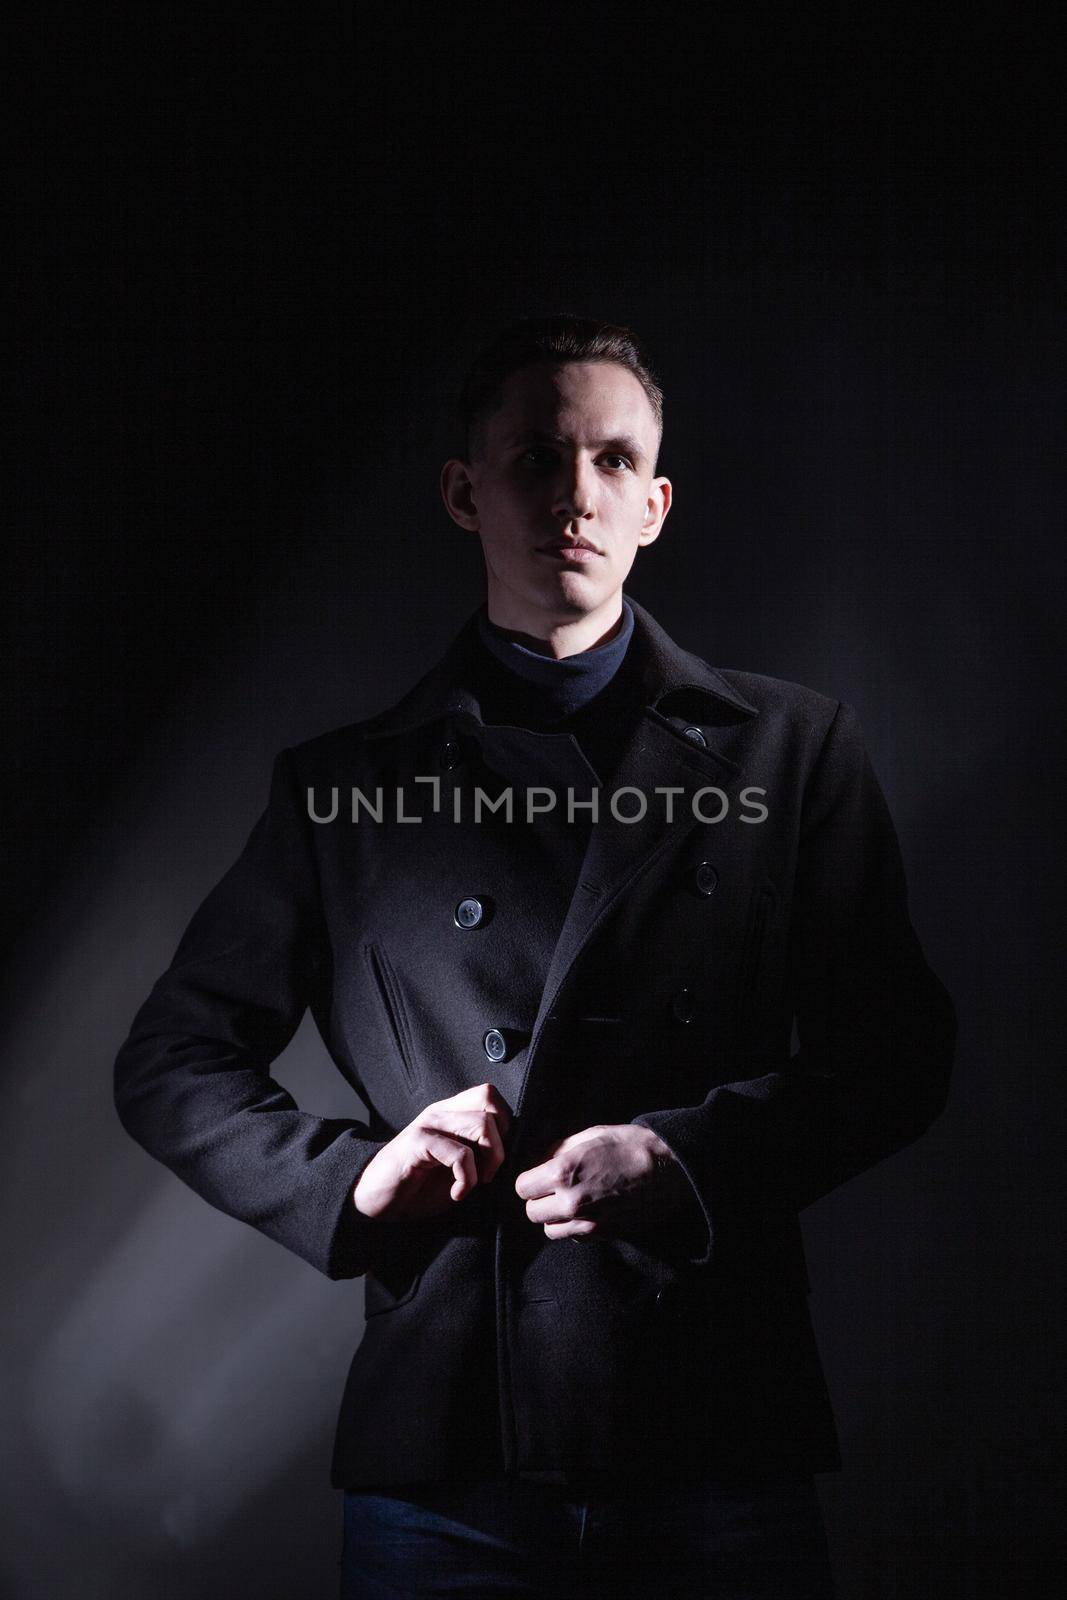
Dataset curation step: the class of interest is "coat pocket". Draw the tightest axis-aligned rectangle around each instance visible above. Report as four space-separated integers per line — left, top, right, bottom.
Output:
363 940 419 1091
363 1267 422 1318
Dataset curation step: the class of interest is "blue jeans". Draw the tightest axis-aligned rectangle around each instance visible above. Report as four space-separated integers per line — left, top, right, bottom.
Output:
340 1473 835 1598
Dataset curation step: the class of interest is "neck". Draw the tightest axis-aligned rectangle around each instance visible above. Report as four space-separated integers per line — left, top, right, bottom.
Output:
483 594 625 660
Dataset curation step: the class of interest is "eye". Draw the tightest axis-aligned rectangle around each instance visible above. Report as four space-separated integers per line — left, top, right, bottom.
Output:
519 447 555 466
601 453 633 471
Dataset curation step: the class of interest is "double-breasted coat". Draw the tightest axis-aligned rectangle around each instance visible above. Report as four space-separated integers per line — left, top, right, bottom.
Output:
113 595 956 1489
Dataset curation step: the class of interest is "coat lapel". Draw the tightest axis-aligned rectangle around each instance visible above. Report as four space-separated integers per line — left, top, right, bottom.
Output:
516 693 755 1114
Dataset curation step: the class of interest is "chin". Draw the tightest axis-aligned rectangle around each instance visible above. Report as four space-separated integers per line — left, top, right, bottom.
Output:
540 584 603 617
556 577 612 609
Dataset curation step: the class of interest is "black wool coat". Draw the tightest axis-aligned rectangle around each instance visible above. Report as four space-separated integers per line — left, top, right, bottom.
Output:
113 595 956 1490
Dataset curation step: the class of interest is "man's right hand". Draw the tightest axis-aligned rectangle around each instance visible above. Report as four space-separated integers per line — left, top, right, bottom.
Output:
353 1083 512 1219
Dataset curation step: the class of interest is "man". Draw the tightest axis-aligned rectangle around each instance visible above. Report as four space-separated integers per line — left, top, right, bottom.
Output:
114 315 956 1598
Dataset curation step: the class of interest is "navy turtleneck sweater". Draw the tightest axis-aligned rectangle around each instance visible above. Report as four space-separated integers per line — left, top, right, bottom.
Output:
473 600 640 786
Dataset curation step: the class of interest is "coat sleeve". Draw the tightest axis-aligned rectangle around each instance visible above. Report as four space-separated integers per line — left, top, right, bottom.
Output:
113 745 390 1280
632 699 957 1270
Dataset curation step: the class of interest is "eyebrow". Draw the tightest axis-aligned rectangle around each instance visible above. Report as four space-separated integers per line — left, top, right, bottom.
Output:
507 428 648 462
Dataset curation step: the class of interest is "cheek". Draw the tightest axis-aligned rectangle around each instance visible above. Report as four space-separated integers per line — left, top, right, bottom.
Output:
484 482 540 528
604 487 645 527
607 535 642 566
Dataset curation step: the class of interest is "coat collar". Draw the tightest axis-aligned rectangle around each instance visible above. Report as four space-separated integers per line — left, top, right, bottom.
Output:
361 594 758 742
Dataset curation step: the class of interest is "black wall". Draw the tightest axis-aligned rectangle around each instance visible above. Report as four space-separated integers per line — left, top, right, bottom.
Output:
5 10 1063 1598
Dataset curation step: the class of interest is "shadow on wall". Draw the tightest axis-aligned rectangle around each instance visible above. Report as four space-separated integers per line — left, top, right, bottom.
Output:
27 1182 360 1547
2 953 366 1598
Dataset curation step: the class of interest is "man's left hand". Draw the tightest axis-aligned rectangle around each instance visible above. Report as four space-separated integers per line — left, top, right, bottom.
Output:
514 1124 698 1240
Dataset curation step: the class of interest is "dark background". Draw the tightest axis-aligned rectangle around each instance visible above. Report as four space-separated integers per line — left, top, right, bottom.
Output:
5 8 1063 1597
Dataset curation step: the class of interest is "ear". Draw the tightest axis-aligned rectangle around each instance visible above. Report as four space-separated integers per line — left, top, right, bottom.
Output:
440 458 480 531
637 476 672 547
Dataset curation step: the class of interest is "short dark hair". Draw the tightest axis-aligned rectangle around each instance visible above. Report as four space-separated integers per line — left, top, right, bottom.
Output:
457 314 664 467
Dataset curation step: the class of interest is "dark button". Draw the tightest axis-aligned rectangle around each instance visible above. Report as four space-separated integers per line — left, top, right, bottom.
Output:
682 725 707 748
671 987 696 1025
692 860 718 897
483 1028 508 1062
454 897 484 929
440 738 463 770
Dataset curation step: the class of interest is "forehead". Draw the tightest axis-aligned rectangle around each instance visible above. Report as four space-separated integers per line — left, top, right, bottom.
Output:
488 361 657 449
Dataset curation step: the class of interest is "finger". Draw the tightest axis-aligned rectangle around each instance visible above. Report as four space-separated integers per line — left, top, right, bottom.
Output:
452 1106 507 1172
449 1145 478 1202
422 1109 506 1179
513 1130 588 1197
544 1219 598 1240
514 1161 563 1201
480 1082 513 1136
476 1108 507 1179
420 1135 479 1200
524 1192 583 1226
443 1082 513 1136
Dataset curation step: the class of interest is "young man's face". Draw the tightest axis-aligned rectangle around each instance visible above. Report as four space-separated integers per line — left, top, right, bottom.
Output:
441 361 671 642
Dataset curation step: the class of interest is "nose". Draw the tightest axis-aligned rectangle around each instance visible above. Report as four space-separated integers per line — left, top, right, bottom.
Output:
552 453 597 524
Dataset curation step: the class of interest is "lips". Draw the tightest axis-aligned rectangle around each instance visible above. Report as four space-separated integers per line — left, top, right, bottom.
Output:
538 538 602 556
